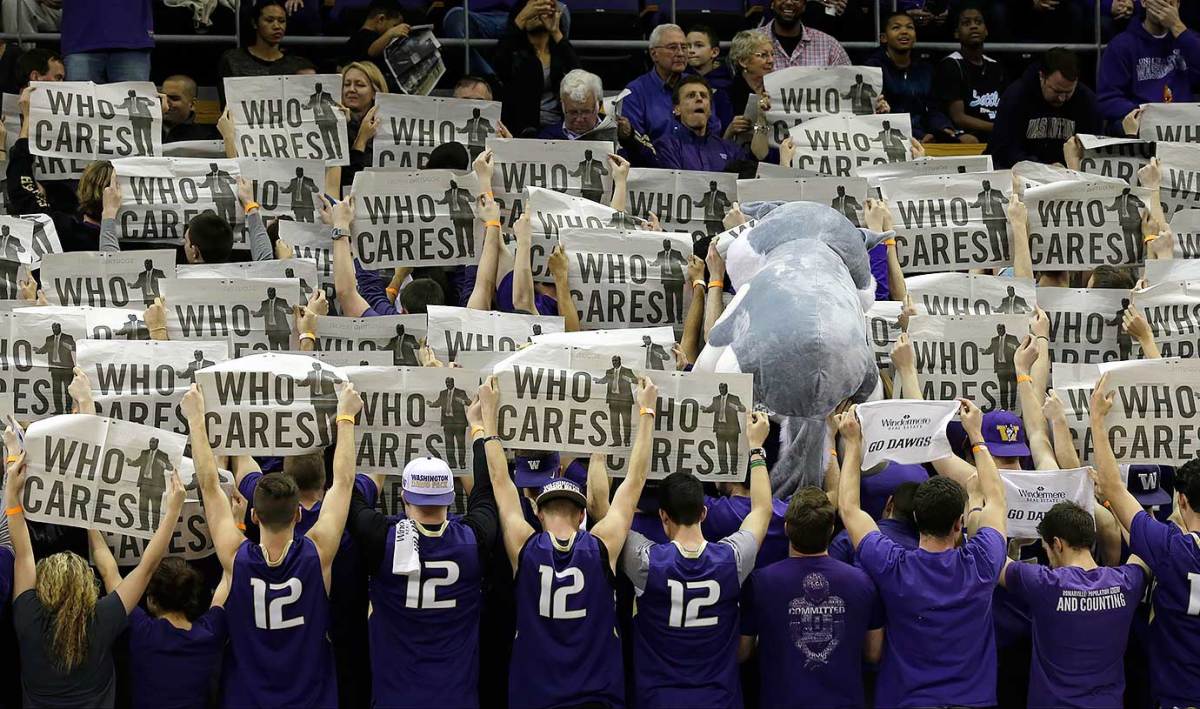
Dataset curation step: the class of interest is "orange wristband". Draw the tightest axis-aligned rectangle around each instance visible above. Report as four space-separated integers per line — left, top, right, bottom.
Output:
385 287 399 296
972 443 989 455
5 455 17 464
829 449 838 457
640 407 656 417
235 522 247 531
1144 234 1159 242
1016 374 1033 383
884 239 896 246
243 201 261 214
485 220 502 229
4 505 21 516
707 280 723 289
336 415 356 425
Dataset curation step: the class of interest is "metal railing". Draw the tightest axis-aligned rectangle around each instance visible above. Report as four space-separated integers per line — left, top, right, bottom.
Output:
0 0 1108 70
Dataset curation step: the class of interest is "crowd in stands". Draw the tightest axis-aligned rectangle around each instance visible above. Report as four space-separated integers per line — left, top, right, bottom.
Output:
0 1 1198 709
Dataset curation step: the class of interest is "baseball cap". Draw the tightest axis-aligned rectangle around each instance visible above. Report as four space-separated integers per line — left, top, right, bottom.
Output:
515 452 562 489
402 457 455 506
980 410 1031 458
861 462 929 521
536 478 587 509
1126 464 1172 507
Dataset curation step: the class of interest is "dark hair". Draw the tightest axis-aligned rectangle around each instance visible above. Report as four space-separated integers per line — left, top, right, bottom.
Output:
1177 459 1200 509
1090 265 1135 290
687 24 720 49
146 557 207 621
888 481 919 524
252 0 287 23
454 75 494 100
253 473 300 530
672 75 711 105
784 486 835 554
658 472 706 526
1042 47 1080 82
912 476 967 537
284 453 326 493
17 49 61 86
883 10 914 27
955 1 987 25
1036 501 1096 549
366 0 403 19
399 277 445 314
187 213 235 263
425 142 471 170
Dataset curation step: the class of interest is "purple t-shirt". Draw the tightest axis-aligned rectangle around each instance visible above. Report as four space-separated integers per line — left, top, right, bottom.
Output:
496 271 558 316
61 0 153 54
129 606 228 709
742 555 883 709
1005 562 1145 708
701 495 789 570
857 526 1007 707
1129 510 1200 706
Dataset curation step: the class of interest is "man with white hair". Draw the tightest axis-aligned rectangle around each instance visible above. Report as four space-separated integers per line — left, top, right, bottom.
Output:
540 68 603 140
623 23 721 143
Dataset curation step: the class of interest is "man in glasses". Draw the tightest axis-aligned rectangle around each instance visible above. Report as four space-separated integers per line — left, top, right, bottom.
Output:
753 0 850 68
622 23 723 143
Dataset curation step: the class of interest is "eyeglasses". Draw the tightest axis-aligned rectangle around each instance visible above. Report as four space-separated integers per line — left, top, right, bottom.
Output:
750 51 772 60
653 43 687 53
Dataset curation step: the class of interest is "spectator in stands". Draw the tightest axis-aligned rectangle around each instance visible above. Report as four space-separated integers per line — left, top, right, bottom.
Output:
934 5 1006 143
444 0 571 77
495 0 579 138
218 0 313 104
341 1 410 69
724 31 774 145
540 69 602 140
161 75 220 144
1098 0 1200 135
754 0 850 68
3 0 61 42
687 26 735 131
452 75 513 138
60 0 152 82
866 11 953 143
637 75 769 173
344 60 388 187
624 24 721 143
990 47 1103 168
898 0 950 36
14 48 63 90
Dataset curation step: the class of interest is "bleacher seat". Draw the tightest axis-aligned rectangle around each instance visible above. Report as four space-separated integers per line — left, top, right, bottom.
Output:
673 0 747 40
567 0 643 41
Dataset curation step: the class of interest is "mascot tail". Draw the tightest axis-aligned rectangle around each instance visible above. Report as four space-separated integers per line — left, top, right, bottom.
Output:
772 415 830 499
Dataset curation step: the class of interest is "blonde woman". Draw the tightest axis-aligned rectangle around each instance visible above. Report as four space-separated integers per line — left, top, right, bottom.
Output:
342 60 388 188
4 417 185 708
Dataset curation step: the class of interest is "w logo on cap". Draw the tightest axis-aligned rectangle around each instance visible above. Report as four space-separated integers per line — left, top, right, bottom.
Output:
528 460 541 471
996 424 1021 442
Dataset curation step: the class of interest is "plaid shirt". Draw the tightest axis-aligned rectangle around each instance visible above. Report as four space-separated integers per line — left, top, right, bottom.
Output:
754 22 850 69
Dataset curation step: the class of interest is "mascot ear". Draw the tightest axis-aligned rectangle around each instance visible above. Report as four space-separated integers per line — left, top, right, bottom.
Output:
858 227 892 252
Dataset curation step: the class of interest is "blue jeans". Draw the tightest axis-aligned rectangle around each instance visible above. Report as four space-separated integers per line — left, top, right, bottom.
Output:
442 4 570 76
64 50 151 83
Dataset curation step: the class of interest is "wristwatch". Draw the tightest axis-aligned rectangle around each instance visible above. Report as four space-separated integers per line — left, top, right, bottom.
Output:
748 447 767 460
331 227 349 241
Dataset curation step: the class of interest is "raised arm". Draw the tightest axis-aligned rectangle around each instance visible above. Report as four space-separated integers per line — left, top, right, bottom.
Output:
585 452 611 523
477 376 535 570
865 199 905 302
591 377 657 571
99 172 123 253
961 398 1006 536
608 154 630 213
547 244 581 332
306 383 362 577
237 178 274 262
324 195 372 317
1137 159 1167 233
87 530 123 593
703 243 727 340
1089 373 1142 530
511 212 536 315
1042 391 1081 469
181 385 242 572
3 442 34 598
1014 335 1057 470
1030 309 1052 400
112 472 186 614
739 412 773 546
468 166 502 311
1008 195 1033 280
835 405 879 549
680 256 706 364
891 333 922 400
1124 303 1161 359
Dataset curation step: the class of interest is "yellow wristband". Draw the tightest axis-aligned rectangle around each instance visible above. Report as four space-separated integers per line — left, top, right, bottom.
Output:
336 414 356 425
1016 374 1033 383
640 407 656 417
692 279 706 290
4 505 21 516
485 220 502 229
972 443 989 455
471 425 486 437
884 239 896 246
484 191 494 200
244 201 261 214
707 280 723 289
386 287 399 296
829 449 838 457
5 455 17 464
299 332 316 342
1144 234 1158 242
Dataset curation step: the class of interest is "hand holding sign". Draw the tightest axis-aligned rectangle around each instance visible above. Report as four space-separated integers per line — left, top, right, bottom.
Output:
891 332 915 371
958 398 983 439
864 198 893 233
102 171 122 221
636 375 658 411
336 381 363 419
478 376 500 429
1137 156 1161 191
747 411 770 448
67 366 94 414
466 393 483 430
164 470 186 519
1014 335 1038 377
3 448 25 509
180 383 205 422
837 404 862 443
144 297 167 340
473 148 494 185
1090 373 1114 420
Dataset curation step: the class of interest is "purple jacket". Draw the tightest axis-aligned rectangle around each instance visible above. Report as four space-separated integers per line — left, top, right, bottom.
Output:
1097 19 1200 125
61 0 153 53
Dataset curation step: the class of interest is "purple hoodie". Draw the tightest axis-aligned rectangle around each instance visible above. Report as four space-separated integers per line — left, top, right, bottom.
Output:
1097 17 1200 125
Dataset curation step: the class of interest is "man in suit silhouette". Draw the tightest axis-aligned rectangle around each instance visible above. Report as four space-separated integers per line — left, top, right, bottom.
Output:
283 267 315 301
281 167 321 223
1105 187 1146 261
996 286 1030 314
842 73 878 115
456 107 494 148
428 376 471 468
386 323 420 366
198 162 237 226
981 323 1021 410
128 258 166 306
175 349 216 382
701 382 746 476
970 179 1010 261
35 323 76 412
128 437 172 531
526 324 543 344
592 355 638 446
303 82 342 159
301 361 342 445
831 185 863 227
696 180 732 241
115 314 149 340
649 237 687 322
570 149 609 203
437 179 475 256
872 120 907 162
642 335 670 370
0 224 26 262
118 89 157 154
1106 298 1134 361
251 287 292 350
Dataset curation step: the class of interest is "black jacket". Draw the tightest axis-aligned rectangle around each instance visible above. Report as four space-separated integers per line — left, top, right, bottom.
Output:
5 138 100 252
494 29 579 138
988 64 1103 169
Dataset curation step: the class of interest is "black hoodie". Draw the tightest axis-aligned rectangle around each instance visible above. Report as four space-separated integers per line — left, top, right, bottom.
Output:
988 63 1103 169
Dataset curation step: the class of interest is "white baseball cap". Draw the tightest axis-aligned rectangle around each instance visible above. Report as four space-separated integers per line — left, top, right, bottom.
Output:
402 457 455 506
